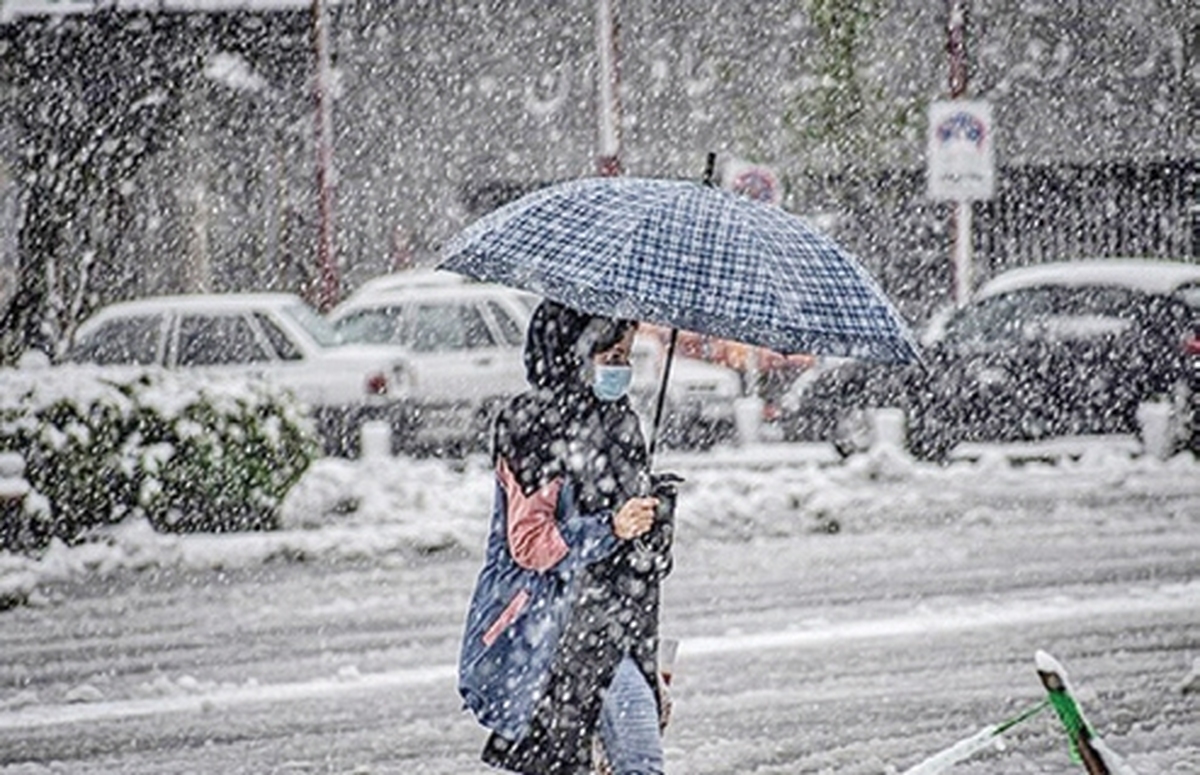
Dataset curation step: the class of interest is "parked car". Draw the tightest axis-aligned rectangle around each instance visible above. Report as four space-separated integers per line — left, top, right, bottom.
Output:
777 355 911 456
328 276 537 455
780 259 1200 459
629 334 742 450
1174 283 1200 450
331 270 744 454
62 293 417 456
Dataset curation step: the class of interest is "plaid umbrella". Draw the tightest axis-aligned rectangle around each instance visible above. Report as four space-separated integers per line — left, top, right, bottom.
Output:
440 176 920 365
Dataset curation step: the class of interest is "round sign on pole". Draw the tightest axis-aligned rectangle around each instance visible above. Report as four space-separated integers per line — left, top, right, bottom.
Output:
723 158 782 206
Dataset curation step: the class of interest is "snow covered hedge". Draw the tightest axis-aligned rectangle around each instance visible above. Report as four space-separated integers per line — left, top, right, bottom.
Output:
0 367 319 551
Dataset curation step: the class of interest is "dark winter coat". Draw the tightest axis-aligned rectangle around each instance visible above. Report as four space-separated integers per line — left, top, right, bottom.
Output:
457 300 673 775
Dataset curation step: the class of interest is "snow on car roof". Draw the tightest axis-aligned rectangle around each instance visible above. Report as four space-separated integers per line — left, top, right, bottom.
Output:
76 293 310 333
352 269 467 297
977 259 1200 300
331 277 537 318
88 292 306 317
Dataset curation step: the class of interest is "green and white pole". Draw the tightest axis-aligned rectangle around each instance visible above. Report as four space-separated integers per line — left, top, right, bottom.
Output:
1036 650 1138 775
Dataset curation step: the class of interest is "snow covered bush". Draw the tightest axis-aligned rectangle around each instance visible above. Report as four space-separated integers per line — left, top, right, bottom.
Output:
0 367 319 549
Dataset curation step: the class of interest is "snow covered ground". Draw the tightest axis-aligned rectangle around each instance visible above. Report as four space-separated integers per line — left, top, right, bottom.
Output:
0 438 1197 773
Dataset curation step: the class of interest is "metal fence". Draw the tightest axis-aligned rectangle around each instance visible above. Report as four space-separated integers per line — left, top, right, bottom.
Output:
976 159 1197 273
821 158 1198 325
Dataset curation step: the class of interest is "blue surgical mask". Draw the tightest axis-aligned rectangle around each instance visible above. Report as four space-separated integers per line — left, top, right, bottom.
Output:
592 364 633 402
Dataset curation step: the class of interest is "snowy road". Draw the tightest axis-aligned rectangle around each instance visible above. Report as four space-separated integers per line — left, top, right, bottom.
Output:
1 445 1197 773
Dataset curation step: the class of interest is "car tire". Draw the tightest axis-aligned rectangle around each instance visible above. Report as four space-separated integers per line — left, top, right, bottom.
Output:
682 419 717 451
470 400 504 454
314 407 358 458
906 403 957 463
830 407 874 458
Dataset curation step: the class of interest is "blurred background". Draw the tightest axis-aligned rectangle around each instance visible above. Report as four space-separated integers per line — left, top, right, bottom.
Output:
0 0 1194 362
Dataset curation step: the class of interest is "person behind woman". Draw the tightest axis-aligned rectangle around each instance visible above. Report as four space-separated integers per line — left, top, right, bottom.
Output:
458 299 675 775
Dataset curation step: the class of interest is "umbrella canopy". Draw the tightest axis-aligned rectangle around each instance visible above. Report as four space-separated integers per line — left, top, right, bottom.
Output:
439 176 921 365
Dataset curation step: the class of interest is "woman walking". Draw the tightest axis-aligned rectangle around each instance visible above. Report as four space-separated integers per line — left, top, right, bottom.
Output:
458 299 675 774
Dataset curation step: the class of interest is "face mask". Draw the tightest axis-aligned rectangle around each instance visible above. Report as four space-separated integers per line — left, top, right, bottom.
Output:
592 364 633 402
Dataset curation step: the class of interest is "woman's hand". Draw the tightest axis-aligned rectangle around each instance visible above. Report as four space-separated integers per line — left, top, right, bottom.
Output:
612 497 659 540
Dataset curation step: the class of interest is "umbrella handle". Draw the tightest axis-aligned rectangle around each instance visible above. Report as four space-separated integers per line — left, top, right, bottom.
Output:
646 327 679 468
703 151 716 187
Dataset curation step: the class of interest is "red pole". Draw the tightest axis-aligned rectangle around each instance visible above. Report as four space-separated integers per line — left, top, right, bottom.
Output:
946 0 968 99
312 0 339 312
946 0 972 305
595 0 623 177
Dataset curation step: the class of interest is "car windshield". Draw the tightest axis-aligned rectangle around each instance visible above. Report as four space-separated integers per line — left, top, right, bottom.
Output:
513 292 540 314
283 303 343 348
946 285 1149 346
944 289 1057 345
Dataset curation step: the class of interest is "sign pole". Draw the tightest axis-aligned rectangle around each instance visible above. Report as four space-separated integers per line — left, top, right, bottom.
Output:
953 200 973 304
312 0 339 312
946 0 970 305
594 0 623 177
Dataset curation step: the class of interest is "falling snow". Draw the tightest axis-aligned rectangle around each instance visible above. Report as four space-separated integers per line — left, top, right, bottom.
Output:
0 1 1196 772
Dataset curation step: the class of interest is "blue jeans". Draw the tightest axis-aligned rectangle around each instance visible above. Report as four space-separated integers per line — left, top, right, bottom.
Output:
598 655 664 775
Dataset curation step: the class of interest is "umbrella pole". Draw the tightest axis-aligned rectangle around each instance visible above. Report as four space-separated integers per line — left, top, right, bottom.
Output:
647 327 679 467
646 152 714 468
648 146 708 465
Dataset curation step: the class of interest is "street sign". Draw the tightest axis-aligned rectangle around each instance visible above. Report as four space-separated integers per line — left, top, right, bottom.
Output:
722 158 782 207
927 100 995 201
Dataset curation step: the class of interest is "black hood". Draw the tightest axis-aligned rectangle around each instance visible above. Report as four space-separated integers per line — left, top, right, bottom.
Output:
523 299 635 391
497 299 647 510
523 299 593 391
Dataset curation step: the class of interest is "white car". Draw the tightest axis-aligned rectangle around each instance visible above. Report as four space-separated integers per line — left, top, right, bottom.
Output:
331 271 742 453
328 276 538 454
630 335 742 450
62 293 417 455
